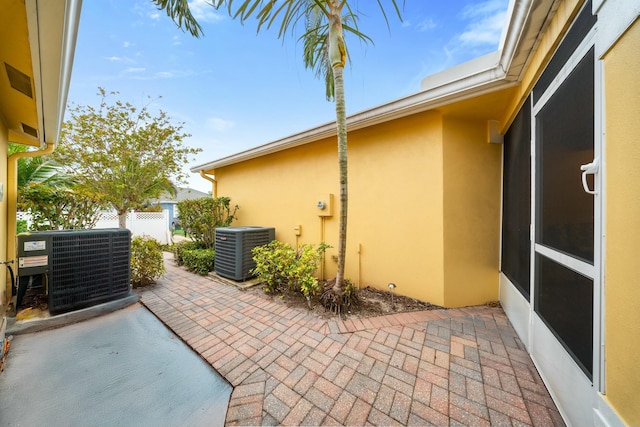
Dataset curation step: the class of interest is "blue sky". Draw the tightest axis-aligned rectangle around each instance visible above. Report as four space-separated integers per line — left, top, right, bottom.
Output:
67 0 510 192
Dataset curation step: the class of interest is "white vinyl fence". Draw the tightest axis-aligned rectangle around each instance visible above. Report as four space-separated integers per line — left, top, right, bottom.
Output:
18 210 172 245
95 211 171 244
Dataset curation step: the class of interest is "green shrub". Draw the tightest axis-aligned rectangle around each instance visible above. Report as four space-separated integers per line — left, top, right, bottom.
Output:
131 236 165 288
173 240 207 266
16 220 28 234
252 241 329 304
182 249 216 275
177 197 238 248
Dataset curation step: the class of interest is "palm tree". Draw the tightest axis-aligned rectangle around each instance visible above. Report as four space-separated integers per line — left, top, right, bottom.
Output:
9 143 68 188
158 0 402 309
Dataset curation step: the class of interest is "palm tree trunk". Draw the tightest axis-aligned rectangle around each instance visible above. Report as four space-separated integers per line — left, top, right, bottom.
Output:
333 64 348 293
328 3 348 294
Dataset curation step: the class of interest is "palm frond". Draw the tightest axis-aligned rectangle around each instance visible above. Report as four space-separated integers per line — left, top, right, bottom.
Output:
152 0 204 38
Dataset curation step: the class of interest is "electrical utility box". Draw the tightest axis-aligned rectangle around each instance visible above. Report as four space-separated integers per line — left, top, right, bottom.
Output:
17 233 51 277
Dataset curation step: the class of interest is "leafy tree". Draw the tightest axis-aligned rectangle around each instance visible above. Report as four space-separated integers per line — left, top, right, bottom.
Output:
10 143 106 230
55 88 201 228
177 197 239 248
18 184 107 230
158 0 402 310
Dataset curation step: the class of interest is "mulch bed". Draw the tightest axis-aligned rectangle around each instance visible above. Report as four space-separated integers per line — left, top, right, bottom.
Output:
243 284 444 320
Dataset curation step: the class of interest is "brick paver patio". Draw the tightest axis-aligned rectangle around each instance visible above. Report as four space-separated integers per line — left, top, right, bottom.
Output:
139 255 565 426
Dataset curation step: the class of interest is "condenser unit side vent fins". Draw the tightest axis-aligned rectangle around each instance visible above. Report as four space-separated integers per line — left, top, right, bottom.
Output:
17 229 131 314
214 226 275 281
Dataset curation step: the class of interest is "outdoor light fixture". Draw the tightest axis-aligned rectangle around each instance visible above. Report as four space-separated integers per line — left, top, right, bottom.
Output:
388 283 396 310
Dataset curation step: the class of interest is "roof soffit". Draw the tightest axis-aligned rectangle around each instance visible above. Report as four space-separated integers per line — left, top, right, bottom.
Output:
0 0 39 146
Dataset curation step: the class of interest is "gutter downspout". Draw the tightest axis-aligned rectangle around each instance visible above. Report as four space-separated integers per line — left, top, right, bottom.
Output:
199 170 217 198
5 142 55 307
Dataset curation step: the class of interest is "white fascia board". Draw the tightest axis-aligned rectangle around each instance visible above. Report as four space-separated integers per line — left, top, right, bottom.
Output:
191 0 537 173
26 0 82 148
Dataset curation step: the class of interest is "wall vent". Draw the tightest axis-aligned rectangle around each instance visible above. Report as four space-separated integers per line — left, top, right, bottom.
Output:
214 226 275 281
21 123 38 138
4 63 33 98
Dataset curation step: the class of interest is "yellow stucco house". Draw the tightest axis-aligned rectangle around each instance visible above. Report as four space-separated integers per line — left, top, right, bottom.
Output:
0 0 81 355
192 0 640 425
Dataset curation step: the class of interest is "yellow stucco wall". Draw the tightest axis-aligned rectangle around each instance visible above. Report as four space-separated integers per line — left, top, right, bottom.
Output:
212 109 504 308
215 111 448 305
442 117 502 307
602 17 640 427
347 112 445 305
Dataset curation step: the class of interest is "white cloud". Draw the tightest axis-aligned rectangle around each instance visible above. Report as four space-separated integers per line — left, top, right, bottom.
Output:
125 67 146 73
456 0 507 46
154 71 174 78
416 18 438 32
123 41 133 48
207 117 235 132
149 12 160 20
105 56 123 62
172 35 182 46
461 0 506 19
189 0 224 23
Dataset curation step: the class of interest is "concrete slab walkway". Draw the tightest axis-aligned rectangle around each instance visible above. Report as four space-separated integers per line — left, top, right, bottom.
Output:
139 256 566 426
0 303 231 427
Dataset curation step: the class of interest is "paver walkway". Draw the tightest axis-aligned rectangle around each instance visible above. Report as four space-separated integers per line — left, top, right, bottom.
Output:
139 256 565 426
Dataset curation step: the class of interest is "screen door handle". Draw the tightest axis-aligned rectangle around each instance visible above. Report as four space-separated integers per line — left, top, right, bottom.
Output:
580 158 599 195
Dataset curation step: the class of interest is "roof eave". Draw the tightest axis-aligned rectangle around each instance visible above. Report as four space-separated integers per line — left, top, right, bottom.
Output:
26 0 82 148
191 0 546 173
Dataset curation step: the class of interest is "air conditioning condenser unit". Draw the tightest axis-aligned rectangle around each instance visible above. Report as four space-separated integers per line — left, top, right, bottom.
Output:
214 226 275 281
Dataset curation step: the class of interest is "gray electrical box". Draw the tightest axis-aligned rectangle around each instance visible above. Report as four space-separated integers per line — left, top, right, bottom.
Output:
17 233 51 276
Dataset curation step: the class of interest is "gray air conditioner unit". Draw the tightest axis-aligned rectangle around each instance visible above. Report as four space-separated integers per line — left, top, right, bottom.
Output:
16 229 131 314
214 226 275 281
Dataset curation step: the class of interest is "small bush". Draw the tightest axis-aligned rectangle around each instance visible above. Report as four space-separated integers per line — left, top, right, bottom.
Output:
131 236 165 288
17 220 28 234
177 197 238 248
181 249 215 275
173 240 207 266
252 241 329 304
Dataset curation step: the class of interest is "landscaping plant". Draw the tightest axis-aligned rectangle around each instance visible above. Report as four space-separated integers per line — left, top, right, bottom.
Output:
181 248 216 275
252 241 330 306
131 236 165 287
177 197 238 248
